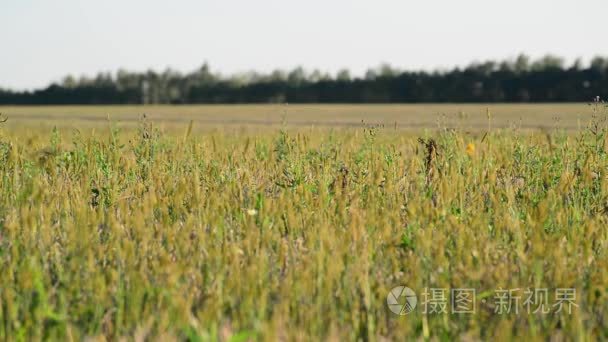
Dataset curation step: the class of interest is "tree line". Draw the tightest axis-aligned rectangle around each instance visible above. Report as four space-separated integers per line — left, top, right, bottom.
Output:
1 55 608 104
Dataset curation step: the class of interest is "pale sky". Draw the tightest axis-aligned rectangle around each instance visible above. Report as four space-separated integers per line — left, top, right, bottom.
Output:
1 0 607 90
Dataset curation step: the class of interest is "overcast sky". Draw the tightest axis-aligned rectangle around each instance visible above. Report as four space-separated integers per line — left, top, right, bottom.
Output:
1 0 607 90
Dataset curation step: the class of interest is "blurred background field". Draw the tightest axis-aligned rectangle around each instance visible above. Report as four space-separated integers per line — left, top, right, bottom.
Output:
0 103 591 131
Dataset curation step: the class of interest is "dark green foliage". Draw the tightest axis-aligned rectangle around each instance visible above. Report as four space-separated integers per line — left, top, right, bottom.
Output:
1 55 608 104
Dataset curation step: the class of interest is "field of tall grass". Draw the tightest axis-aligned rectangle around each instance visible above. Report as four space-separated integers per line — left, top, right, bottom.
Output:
0 102 607 340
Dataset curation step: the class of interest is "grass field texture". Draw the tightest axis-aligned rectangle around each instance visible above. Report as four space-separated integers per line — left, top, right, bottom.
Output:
0 103 592 130
0 103 607 340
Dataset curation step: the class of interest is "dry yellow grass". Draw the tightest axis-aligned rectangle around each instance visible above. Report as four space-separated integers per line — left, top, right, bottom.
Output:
0 103 607 340
0 103 590 130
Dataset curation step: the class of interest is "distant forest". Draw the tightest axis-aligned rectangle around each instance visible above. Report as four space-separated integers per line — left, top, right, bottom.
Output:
2 55 608 104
